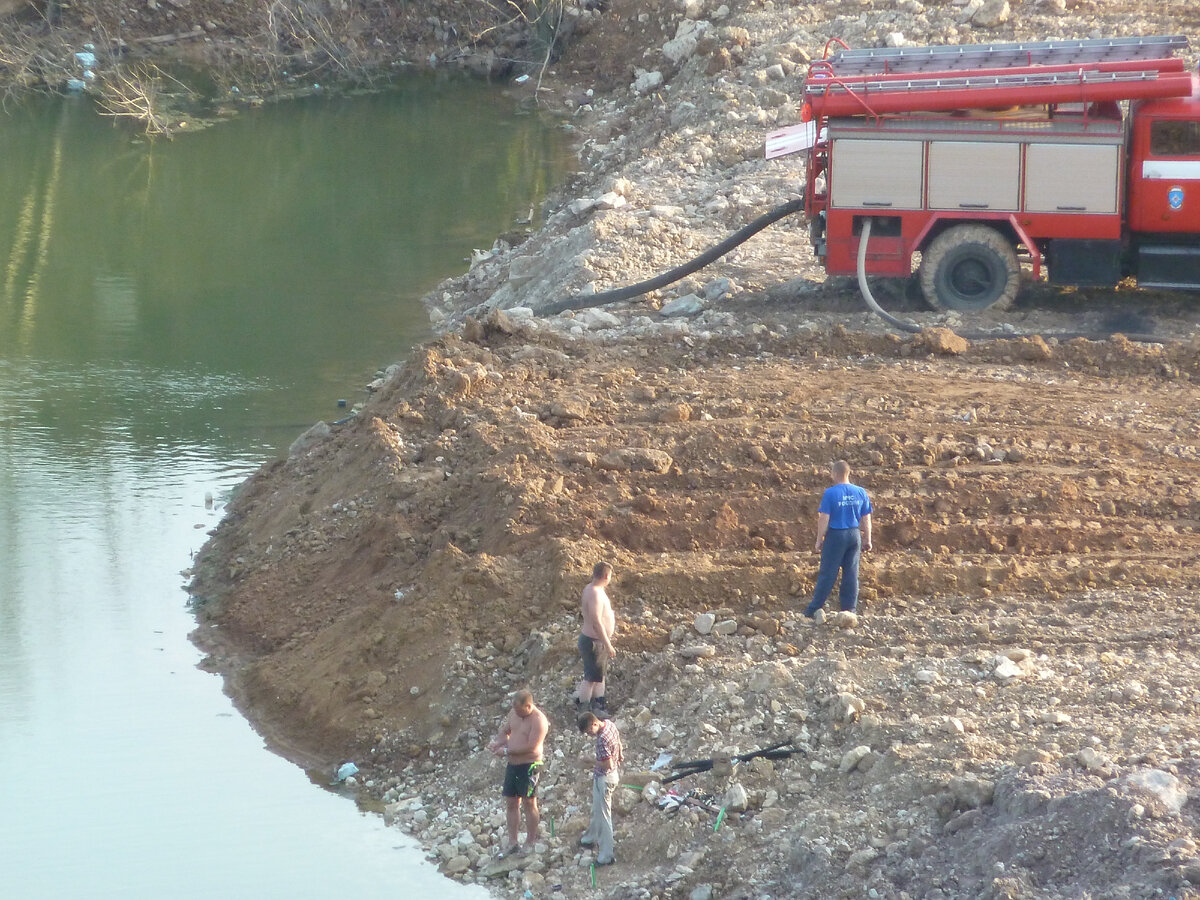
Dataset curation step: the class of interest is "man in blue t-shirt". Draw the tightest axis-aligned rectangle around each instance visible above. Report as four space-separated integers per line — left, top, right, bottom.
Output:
805 460 873 619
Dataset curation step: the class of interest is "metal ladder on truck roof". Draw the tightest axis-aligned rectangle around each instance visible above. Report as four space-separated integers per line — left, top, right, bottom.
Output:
822 35 1190 77
803 35 1193 119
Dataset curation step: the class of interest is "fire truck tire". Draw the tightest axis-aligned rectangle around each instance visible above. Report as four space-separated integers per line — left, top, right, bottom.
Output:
919 225 1020 312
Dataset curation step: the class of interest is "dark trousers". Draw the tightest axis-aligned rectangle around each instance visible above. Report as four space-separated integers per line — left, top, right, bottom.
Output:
805 527 862 615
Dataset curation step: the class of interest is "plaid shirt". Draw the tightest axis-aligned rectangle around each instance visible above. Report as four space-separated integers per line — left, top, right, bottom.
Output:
594 720 623 776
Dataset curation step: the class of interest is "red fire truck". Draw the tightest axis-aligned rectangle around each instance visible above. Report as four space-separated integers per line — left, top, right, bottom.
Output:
769 35 1200 311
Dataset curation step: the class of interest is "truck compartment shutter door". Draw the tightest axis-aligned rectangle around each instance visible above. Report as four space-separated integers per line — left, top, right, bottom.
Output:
1024 144 1120 214
928 141 1020 211
830 139 924 210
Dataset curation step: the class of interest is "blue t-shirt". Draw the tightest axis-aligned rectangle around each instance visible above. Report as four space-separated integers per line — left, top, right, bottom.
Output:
819 483 872 529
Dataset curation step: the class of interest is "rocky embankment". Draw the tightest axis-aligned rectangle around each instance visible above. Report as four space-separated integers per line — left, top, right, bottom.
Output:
189 1 1200 899
192 318 1200 900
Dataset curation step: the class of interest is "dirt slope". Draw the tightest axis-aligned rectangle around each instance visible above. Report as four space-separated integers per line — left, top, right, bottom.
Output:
191 317 1200 899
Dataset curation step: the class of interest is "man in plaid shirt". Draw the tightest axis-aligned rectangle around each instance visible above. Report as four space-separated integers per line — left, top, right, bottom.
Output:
577 711 623 865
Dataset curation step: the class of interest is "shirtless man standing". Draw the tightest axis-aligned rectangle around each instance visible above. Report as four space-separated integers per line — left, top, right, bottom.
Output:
487 689 550 855
575 561 616 714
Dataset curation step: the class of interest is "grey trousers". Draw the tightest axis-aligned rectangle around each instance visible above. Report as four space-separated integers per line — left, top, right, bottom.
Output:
584 770 619 861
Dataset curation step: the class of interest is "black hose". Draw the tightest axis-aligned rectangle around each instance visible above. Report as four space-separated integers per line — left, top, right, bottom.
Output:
537 200 1173 346
540 196 807 316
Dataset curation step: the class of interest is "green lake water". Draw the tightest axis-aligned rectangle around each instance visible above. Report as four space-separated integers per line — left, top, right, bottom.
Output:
0 77 568 897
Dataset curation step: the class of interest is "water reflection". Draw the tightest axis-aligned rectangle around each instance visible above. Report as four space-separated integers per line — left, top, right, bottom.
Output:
0 80 565 896
1 78 565 448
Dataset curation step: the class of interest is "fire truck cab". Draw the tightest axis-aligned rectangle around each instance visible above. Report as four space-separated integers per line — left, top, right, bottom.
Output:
782 35 1200 311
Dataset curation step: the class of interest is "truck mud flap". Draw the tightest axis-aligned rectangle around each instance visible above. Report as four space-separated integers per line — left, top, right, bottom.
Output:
1046 239 1123 287
1137 243 1200 291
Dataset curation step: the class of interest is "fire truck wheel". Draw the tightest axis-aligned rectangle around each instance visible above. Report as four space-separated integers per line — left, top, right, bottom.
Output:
919 225 1020 312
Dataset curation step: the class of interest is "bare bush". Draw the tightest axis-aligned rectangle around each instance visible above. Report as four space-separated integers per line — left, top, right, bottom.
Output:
0 17 74 104
94 64 195 137
265 0 369 77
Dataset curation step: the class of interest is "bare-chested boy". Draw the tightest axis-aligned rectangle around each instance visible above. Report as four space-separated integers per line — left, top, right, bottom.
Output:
487 689 549 855
575 561 616 714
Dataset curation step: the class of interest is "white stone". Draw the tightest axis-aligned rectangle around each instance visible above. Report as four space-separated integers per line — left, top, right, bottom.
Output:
595 191 627 210
840 745 872 773
1120 769 1188 816
724 783 749 811
661 294 705 317
614 786 641 815
444 855 471 874
568 197 599 216
662 20 708 64
288 421 331 458
573 308 622 329
1078 747 1108 772
835 693 866 723
972 0 1010 26
701 277 731 302
1040 710 1071 725
993 658 1025 682
694 612 716 635
632 70 664 95
949 774 995 809
833 611 859 629
748 661 793 693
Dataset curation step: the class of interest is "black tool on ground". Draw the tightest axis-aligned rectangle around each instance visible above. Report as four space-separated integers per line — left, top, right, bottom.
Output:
659 788 722 815
661 737 801 785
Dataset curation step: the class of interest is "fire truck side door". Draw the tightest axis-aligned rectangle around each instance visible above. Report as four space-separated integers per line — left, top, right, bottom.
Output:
1128 115 1200 235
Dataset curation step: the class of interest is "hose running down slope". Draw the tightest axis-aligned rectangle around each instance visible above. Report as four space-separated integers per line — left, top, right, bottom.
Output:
541 196 805 316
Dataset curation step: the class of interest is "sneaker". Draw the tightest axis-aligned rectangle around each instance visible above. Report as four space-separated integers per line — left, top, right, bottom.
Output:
833 611 859 629
812 609 826 625
579 836 595 848
595 856 616 866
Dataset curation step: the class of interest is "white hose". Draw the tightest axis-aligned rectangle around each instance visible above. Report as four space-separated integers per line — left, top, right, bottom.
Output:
856 217 922 334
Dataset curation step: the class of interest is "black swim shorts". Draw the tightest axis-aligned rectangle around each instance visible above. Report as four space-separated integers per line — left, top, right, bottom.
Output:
502 761 543 799
578 634 608 683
